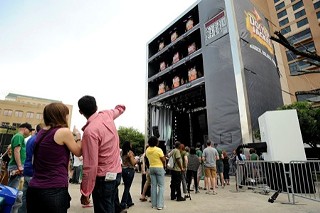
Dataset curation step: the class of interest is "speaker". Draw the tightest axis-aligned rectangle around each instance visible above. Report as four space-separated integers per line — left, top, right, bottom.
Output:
158 140 166 155
152 126 160 138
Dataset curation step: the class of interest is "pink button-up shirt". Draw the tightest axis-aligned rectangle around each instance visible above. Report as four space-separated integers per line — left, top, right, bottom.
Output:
80 105 125 196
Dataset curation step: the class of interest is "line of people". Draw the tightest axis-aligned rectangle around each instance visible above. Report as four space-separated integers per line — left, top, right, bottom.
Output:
135 138 236 211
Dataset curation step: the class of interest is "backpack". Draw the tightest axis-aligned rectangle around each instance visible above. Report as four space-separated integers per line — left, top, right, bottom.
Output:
167 155 174 170
167 150 175 170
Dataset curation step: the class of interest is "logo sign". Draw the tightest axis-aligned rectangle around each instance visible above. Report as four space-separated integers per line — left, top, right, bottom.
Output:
205 11 228 45
245 8 273 54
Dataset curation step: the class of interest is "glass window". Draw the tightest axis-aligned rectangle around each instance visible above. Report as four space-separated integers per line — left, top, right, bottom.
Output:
296 41 315 52
287 28 311 44
12 123 21 128
297 18 308 28
286 51 296 62
15 110 23 118
317 11 320 19
277 10 287 19
279 18 289 26
276 2 285 11
296 93 320 102
36 113 43 120
1 122 10 127
3 109 13 117
293 0 303 11
291 0 295 2
297 60 309 69
274 0 280 3
289 63 299 74
281 26 291 34
314 1 320 9
294 9 306 19
26 112 34 119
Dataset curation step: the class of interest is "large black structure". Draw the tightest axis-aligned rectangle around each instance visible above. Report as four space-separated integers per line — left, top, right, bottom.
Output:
146 0 283 153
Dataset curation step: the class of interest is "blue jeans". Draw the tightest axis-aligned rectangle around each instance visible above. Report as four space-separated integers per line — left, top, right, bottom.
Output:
8 173 23 190
92 173 121 213
149 167 165 208
18 176 32 213
120 168 135 209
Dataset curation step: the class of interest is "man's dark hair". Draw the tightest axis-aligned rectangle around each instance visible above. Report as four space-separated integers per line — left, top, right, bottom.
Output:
206 140 212 146
78 95 98 118
190 147 196 155
122 141 132 156
148 136 159 147
174 141 181 148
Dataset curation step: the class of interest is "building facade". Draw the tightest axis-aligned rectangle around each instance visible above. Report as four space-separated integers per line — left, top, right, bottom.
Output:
0 93 73 131
252 0 320 104
146 0 284 153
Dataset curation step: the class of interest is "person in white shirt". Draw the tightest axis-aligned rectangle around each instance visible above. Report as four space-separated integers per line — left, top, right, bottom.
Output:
71 155 83 184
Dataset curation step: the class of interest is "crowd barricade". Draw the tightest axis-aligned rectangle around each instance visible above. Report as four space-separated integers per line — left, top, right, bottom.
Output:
288 160 320 204
235 160 320 204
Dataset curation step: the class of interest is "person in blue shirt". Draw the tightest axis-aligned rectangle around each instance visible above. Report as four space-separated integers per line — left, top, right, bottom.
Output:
19 123 44 213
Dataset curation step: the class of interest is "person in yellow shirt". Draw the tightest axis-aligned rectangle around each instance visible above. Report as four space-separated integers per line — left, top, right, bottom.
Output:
146 136 166 210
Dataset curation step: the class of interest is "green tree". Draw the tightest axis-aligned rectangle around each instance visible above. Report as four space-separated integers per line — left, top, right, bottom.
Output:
278 101 320 155
118 126 145 156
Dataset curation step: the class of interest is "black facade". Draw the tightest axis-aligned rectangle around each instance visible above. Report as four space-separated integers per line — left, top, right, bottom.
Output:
146 0 283 153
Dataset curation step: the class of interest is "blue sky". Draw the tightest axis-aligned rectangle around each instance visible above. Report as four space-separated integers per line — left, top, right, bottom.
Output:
0 0 196 133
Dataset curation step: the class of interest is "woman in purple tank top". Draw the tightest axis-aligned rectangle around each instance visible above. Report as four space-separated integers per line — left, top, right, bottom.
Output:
26 103 82 213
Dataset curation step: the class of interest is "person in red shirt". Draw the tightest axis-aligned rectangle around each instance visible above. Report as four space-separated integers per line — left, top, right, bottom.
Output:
78 95 126 213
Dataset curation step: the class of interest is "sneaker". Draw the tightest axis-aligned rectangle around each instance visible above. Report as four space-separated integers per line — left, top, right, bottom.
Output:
184 194 190 199
205 191 211 195
211 191 217 195
176 197 186 201
157 207 163 210
195 190 200 194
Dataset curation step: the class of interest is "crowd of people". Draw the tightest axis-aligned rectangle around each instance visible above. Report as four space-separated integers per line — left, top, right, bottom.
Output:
135 139 262 210
0 94 262 213
0 95 128 213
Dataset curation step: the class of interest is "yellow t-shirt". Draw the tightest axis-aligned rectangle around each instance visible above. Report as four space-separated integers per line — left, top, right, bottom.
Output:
146 146 164 168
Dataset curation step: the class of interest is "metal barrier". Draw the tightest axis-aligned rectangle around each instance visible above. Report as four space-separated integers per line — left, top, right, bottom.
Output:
235 160 320 204
288 160 320 204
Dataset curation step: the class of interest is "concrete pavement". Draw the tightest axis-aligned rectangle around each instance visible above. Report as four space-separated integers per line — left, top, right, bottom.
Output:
68 174 319 213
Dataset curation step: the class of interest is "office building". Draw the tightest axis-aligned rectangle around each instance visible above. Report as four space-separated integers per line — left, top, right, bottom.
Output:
0 93 72 130
253 0 320 104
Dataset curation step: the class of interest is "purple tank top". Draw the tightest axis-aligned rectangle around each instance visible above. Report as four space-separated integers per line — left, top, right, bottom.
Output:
29 127 70 188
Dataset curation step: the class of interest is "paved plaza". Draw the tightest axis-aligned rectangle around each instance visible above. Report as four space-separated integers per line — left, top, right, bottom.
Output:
68 174 319 213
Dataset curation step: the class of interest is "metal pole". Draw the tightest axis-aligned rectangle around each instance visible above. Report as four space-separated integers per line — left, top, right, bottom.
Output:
225 0 252 144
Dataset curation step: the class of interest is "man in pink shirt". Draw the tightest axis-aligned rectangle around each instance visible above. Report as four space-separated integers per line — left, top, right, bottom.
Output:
78 95 126 213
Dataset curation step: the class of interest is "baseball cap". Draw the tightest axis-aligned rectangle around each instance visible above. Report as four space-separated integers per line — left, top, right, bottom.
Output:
19 123 35 131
